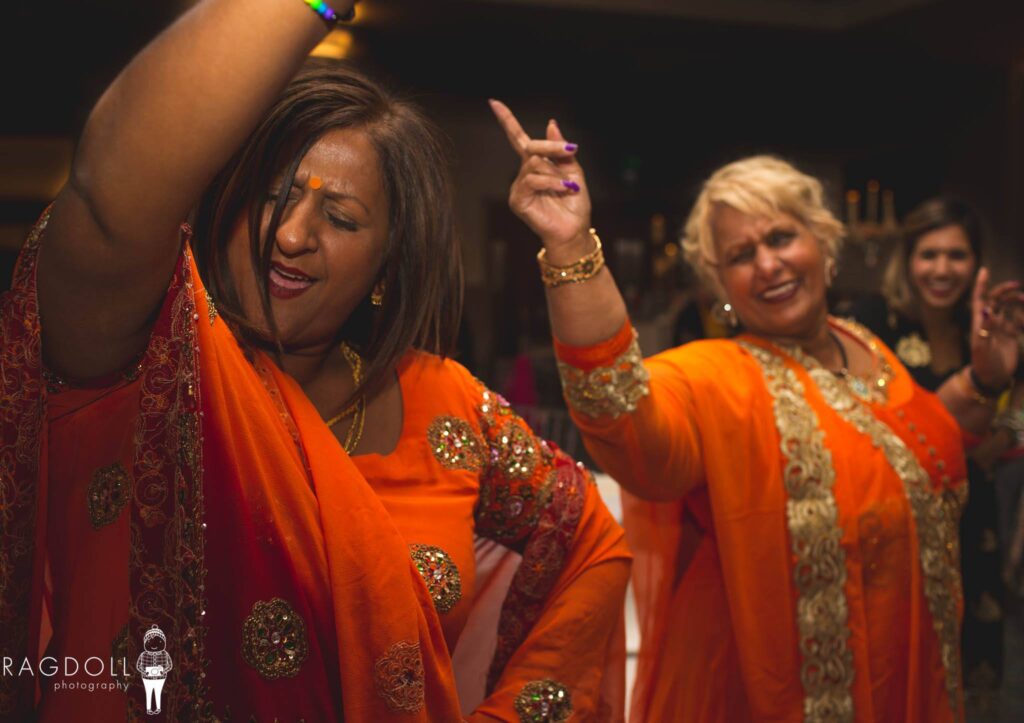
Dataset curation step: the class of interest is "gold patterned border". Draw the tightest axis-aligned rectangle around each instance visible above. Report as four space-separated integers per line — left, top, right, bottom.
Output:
740 342 854 723
557 330 650 418
797 352 963 716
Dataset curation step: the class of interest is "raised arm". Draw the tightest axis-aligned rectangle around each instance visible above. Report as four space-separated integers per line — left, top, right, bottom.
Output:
488 99 626 347
936 268 1023 434
489 101 709 501
39 0 353 379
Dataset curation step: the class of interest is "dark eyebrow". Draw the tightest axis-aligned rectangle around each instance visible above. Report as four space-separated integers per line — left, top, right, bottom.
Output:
320 190 371 217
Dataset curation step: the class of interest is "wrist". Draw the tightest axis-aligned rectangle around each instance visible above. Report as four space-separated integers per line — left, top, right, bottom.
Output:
966 366 1011 403
541 230 595 266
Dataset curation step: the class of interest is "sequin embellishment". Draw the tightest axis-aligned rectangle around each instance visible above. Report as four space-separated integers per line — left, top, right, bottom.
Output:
87 463 132 530
241 598 309 679
427 415 484 471
204 290 217 325
410 544 462 614
514 679 573 722
374 640 425 713
895 332 932 368
493 422 539 479
557 329 649 418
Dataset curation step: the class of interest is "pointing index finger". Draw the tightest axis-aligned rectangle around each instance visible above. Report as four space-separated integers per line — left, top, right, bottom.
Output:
489 99 531 159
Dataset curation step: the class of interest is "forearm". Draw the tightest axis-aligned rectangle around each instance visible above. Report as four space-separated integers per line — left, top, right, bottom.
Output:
72 0 332 248
543 231 629 347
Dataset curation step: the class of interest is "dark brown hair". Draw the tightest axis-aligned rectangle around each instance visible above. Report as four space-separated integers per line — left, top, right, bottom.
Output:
192 58 463 398
882 196 983 319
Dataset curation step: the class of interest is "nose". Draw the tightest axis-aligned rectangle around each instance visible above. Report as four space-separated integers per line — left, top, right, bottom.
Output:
274 197 319 256
753 242 783 277
933 254 951 277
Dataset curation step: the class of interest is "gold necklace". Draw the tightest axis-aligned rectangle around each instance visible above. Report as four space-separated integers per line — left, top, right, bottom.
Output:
325 342 366 454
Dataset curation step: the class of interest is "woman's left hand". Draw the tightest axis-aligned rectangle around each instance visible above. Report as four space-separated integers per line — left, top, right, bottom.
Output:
969 267 1024 388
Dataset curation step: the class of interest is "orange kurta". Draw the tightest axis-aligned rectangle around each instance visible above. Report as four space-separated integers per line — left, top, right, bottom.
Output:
353 352 632 722
555 318 966 723
0 214 462 721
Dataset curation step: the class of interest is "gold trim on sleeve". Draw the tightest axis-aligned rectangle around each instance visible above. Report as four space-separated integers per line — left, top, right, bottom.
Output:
556 331 650 419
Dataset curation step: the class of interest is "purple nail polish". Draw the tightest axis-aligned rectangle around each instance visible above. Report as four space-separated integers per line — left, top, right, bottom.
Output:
982 307 991 319
565 143 578 152
562 180 580 193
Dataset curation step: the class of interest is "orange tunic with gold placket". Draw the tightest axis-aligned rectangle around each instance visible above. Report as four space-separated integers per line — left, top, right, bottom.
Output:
554 317 966 723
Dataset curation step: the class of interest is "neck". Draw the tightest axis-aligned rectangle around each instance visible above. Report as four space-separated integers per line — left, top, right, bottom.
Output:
278 343 358 417
917 301 955 336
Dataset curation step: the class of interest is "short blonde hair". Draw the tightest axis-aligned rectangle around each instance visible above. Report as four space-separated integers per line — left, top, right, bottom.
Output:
681 155 845 298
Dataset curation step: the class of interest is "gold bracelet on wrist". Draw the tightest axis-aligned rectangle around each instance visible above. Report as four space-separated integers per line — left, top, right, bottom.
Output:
961 367 999 405
537 228 605 288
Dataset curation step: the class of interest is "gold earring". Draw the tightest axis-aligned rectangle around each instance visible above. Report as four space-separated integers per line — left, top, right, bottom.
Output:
371 282 385 307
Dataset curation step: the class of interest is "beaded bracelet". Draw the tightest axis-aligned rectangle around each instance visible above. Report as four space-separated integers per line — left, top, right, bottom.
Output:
302 0 354 25
537 229 605 288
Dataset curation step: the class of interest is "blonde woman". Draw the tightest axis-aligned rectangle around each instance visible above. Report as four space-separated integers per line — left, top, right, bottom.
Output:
491 100 1023 722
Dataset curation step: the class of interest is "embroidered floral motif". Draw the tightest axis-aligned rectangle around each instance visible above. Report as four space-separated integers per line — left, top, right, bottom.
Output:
427 415 484 471
796 347 963 715
374 640 425 713
128 239 209 718
741 342 854 723
0 212 47 715
514 679 573 722
87 463 132 530
895 332 932 368
410 543 462 614
241 598 309 680
557 330 649 418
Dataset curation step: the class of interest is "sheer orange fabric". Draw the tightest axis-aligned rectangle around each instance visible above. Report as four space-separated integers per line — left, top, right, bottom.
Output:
555 319 967 723
1 214 462 721
352 352 631 721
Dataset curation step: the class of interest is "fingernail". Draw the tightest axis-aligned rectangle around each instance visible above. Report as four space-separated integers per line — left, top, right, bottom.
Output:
565 143 578 152
562 180 580 193
982 307 991 319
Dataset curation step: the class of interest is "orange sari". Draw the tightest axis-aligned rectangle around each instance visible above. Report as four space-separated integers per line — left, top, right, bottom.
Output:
0 213 461 721
352 352 631 721
554 318 967 723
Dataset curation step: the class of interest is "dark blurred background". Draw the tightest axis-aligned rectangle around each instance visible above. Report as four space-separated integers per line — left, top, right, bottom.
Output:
4 0 1024 373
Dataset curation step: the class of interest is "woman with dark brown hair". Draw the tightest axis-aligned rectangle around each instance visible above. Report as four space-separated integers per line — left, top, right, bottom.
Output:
852 197 1023 699
0 1 628 721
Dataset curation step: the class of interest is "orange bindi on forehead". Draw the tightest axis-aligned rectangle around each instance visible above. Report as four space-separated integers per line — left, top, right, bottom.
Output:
309 176 323 190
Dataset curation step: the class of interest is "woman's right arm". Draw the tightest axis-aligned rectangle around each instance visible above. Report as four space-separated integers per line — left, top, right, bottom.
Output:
490 101 703 501
39 0 352 379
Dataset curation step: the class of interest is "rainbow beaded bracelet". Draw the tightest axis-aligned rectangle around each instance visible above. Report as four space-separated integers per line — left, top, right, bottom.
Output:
302 0 354 25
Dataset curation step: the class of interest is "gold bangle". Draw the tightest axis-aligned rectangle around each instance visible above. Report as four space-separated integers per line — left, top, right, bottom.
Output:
537 228 605 288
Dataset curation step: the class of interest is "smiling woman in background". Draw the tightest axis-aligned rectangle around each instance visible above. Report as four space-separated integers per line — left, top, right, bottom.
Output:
852 197 1023 698
492 95 1024 722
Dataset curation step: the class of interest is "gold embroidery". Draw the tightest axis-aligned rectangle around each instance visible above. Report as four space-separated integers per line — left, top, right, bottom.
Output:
741 342 854 723
204 290 218 325
799 360 963 715
427 415 484 471
409 544 462 614
241 598 309 680
557 330 650 418
112 624 131 689
513 679 573 722
86 463 132 530
895 332 932 368
493 422 539 479
374 640 425 713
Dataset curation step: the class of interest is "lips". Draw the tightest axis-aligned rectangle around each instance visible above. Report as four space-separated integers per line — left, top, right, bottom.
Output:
268 261 316 300
758 279 800 303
